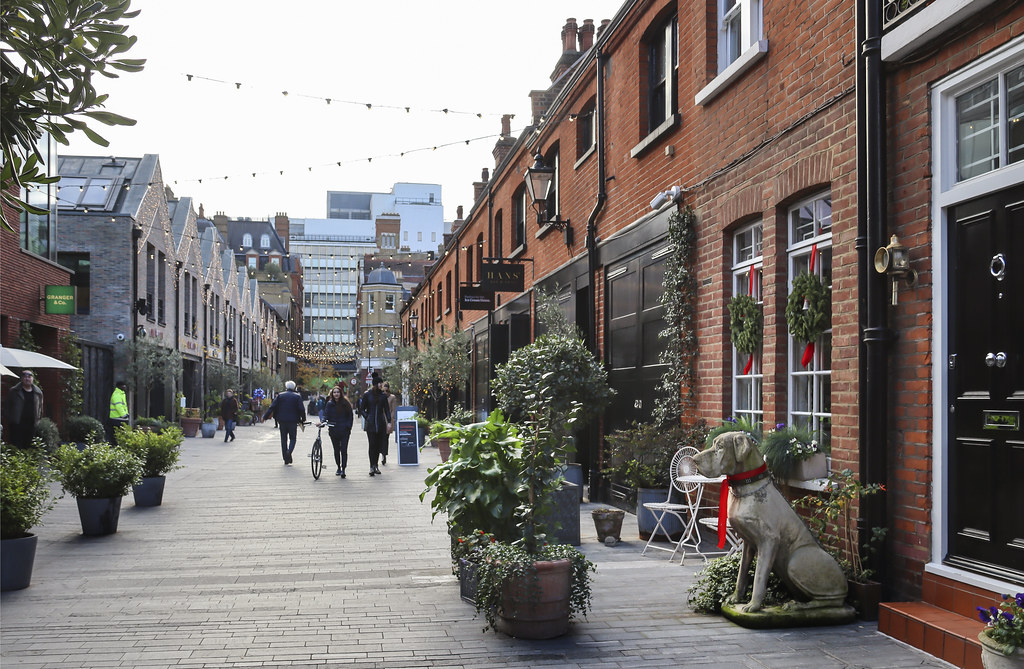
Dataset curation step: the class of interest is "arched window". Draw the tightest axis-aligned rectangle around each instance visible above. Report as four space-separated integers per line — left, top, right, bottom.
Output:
260 234 270 248
242 233 252 248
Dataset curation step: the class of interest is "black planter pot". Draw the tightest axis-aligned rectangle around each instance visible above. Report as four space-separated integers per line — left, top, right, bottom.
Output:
132 476 166 507
458 558 478 605
847 579 882 621
76 496 123 536
0 534 38 591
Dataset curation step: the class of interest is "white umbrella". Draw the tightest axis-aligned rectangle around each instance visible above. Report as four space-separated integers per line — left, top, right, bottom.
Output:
1 363 16 378
0 347 78 371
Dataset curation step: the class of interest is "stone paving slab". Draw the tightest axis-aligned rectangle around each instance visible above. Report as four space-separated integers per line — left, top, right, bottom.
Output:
1 422 951 668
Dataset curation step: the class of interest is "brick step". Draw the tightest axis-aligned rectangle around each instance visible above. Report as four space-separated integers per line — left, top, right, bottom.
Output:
879 601 985 669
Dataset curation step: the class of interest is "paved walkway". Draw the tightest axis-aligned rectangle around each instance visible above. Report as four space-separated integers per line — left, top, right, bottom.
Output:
1 422 950 668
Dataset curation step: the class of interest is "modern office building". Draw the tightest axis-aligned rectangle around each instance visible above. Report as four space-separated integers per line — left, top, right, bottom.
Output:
326 183 444 254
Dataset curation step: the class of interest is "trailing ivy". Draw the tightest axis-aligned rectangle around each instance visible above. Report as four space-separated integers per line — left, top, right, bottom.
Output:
653 207 699 428
60 330 84 419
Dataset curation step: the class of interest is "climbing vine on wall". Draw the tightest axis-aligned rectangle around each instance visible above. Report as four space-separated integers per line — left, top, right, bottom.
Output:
59 330 84 419
653 207 699 428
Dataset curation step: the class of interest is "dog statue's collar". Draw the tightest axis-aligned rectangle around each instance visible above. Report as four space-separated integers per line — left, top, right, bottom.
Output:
727 462 770 487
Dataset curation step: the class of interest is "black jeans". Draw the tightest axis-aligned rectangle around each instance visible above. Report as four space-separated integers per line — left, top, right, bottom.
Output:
329 428 351 469
278 422 298 461
366 430 387 468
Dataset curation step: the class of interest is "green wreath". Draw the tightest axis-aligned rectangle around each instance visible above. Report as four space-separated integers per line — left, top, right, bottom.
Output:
786 271 830 343
728 294 763 355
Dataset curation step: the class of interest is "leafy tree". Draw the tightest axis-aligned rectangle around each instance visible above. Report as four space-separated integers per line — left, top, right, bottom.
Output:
1 0 145 229
417 330 471 419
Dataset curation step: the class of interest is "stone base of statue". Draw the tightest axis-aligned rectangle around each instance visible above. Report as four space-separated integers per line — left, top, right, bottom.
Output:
721 601 856 629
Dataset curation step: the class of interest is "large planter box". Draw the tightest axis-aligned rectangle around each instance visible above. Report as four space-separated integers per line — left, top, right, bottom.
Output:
791 452 827 480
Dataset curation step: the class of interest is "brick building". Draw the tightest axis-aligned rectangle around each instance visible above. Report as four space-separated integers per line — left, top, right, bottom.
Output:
403 2 1022 666
1 138 73 435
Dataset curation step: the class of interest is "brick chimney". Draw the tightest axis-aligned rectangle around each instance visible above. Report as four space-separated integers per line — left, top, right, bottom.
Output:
472 168 490 204
213 211 229 240
561 17 578 52
579 19 595 50
596 19 611 39
492 114 516 167
274 212 290 253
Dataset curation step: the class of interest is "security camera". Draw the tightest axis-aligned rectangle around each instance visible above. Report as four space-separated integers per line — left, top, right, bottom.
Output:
650 191 669 210
116 333 126 341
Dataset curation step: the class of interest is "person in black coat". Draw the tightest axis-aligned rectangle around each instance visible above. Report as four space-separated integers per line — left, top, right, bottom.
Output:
357 372 391 476
318 385 354 477
262 380 306 464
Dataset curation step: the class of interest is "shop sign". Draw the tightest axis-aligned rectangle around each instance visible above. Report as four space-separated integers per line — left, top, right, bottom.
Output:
459 286 494 311
44 286 75 314
479 263 524 293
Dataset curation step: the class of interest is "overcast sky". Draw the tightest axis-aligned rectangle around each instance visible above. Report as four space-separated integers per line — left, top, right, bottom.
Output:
64 1 625 223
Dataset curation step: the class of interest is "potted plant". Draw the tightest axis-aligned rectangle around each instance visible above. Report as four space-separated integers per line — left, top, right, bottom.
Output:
51 441 143 536
115 424 184 507
976 592 1024 668
471 401 596 638
66 414 106 448
452 529 496 604
201 392 221 438
0 443 59 590
426 406 475 463
795 468 886 619
603 421 699 540
179 407 202 438
760 423 830 481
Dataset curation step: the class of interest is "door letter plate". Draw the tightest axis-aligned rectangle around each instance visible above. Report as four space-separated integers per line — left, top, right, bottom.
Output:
983 410 1019 431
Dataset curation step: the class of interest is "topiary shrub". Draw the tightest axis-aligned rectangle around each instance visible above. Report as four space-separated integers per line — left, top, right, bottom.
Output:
33 417 60 453
115 424 184 478
51 442 142 499
67 415 105 444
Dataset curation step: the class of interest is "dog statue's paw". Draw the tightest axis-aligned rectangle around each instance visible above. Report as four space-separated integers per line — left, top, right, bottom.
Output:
741 601 764 613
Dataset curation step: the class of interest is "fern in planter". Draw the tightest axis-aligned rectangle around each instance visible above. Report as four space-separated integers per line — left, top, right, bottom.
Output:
759 424 829 480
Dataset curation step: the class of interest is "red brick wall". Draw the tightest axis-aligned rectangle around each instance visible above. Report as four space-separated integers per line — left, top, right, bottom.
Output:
1 196 73 435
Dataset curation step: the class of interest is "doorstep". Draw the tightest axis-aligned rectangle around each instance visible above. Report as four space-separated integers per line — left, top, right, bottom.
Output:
878 571 996 669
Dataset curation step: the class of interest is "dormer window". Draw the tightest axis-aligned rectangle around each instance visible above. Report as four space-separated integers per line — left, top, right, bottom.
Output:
242 233 253 248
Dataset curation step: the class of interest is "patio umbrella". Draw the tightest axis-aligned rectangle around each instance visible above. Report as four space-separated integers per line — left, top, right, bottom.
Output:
1 364 16 378
0 347 78 371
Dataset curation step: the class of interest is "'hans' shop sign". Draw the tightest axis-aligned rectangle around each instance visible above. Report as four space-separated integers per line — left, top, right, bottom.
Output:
44 285 75 315
479 262 524 293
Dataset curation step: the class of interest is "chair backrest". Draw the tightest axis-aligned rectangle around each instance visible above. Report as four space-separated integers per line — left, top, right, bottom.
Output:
670 446 701 496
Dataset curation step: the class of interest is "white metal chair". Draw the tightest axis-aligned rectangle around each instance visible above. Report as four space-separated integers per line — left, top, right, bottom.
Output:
673 455 743 564
641 446 700 559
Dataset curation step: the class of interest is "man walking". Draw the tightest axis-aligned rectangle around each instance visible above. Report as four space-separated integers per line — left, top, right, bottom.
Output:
262 381 306 464
221 389 239 443
4 370 43 449
107 381 129 443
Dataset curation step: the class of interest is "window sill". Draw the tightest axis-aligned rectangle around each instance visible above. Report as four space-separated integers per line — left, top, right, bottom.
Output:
781 476 829 491
629 114 681 159
695 40 769 106
508 244 526 260
574 145 596 170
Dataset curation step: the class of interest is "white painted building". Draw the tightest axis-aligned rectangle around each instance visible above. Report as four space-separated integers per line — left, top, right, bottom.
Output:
326 183 444 253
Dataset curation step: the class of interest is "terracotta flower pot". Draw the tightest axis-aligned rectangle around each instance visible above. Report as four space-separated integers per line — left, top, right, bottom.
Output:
592 508 625 543
495 558 572 639
435 437 451 462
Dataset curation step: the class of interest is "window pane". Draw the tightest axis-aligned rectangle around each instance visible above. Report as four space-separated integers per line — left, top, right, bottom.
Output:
957 78 999 180
1008 65 1024 166
791 204 815 242
80 179 112 206
816 195 832 232
793 374 812 413
736 378 752 410
57 177 86 207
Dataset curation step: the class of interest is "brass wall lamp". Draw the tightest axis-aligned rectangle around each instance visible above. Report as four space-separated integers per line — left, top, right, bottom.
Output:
873 234 918 305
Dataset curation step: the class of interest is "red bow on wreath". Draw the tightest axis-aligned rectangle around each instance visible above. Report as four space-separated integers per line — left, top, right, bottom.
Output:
800 244 817 368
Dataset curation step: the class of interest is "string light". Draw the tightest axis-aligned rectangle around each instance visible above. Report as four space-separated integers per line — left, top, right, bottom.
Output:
183 72 509 119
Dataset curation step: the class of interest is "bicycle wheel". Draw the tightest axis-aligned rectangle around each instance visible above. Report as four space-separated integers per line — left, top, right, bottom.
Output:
311 437 323 480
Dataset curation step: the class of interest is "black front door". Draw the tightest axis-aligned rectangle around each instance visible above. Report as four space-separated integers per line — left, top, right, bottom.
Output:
947 185 1024 585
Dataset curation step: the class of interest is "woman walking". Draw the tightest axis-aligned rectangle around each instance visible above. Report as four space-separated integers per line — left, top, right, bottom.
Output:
357 372 391 476
318 386 354 477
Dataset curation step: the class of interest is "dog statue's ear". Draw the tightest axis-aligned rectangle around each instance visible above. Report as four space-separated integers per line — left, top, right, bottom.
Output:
733 432 756 463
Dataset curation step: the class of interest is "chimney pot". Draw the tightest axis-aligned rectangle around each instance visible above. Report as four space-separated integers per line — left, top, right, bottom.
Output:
456 205 464 220
561 17 579 52
481 167 490 182
580 19 595 50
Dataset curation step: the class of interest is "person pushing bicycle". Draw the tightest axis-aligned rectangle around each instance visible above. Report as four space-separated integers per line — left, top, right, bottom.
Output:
318 385 354 477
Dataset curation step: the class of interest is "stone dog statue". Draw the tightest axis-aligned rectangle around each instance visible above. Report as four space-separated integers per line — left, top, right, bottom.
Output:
694 431 847 613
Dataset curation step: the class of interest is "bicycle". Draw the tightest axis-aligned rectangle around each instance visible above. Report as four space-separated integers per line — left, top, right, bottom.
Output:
309 423 324 480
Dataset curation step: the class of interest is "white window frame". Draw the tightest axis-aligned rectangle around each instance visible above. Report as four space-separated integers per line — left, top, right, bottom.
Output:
696 0 768 106
732 220 764 428
385 294 396 313
647 15 678 132
242 233 253 248
787 192 832 440
260 234 271 249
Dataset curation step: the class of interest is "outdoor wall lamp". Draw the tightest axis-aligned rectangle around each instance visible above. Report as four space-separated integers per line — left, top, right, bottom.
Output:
650 185 683 210
524 152 572 245
873 234 918 305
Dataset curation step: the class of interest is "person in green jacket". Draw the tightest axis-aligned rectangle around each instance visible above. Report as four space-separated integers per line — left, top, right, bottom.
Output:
107 381 129 443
